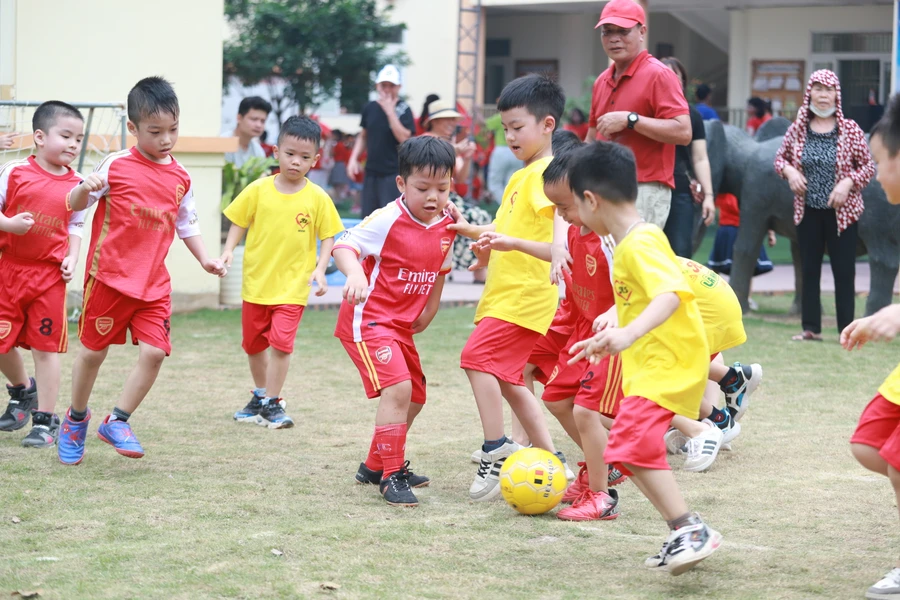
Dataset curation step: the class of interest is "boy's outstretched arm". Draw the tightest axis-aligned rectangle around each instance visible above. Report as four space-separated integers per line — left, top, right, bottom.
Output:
412 274 446 333
842 304 900 350
475 231 551 261
69 174 106 212
333 247 369 306
219 223 247 267
447 202 495 240
569 292 680 364
183 235 226 277
309 238 335 297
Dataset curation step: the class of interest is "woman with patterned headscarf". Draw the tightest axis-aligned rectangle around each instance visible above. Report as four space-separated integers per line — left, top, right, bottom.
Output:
774 69 875 341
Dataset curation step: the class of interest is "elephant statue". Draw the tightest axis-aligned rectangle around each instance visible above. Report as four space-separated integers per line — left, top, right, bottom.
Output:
702 118 900 317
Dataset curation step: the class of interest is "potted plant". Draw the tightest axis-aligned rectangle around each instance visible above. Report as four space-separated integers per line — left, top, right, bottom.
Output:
219 156 277 306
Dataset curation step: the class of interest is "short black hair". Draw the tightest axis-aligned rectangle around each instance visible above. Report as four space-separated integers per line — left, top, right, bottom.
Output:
568 141 638 203
32 101 83 133
747 97 770 119
238 96 272 117
128 76 179 125
398 135 455 180
497 74 565 128
695 83 711 102
543 130 584 185
872 94 900 157
278 115 321 147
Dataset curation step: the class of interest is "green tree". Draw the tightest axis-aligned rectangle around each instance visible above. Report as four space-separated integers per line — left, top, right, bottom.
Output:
223 0 405 115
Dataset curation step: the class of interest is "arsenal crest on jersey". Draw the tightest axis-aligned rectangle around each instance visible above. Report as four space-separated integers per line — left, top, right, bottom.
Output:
585 255 597 277
95 317 114 336
440 237 451 255
0 321 10 339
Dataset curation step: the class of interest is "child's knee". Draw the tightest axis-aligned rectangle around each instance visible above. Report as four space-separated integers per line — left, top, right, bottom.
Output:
78 347 108 367
544 399 571 416
380 380 413 406
851 443 888 474
139 344 167 367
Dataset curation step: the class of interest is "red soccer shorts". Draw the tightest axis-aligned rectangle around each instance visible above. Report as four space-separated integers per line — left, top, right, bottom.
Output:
79 277 172 355
604 395 675 476
242 302 305 354
460 317 542 386
0 256 68 353
341 338 427 404
543 354 623 418
527 328 570 386
851 393 900 471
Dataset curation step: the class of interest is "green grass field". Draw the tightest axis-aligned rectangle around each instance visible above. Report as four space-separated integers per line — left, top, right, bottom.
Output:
0 298 897 599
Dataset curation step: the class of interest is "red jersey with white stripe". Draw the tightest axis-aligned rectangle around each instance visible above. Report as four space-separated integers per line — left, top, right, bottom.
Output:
564 225 615 329
78 147 201 302
333 199 455 344
0 156 86 264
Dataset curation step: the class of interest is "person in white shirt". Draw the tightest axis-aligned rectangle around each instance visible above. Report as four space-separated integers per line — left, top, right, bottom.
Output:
223 96 272 167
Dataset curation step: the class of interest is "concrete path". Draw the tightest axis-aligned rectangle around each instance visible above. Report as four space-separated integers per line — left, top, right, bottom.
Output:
306 263 898 310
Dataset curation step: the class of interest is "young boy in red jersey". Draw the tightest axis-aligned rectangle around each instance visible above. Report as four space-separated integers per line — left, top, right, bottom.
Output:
843 96 900 600
221 116 343 429
567 141 722 574
58 77 226 465
476 131 622 521
450 75 570 502
332 136 457 507
0 101 86 448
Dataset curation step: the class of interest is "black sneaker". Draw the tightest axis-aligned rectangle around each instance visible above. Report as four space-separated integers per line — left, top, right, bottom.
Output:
356 460 431 488
0 377 37 432
22 412 60 448
233 392 264 424
258 399 294 430
379 470 418 507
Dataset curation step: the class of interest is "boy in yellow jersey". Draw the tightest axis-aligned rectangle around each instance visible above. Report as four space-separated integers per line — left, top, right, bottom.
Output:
843 96 900 600
221 116 343 429
661 256 762 471
567 141 722 575
449 74 571 501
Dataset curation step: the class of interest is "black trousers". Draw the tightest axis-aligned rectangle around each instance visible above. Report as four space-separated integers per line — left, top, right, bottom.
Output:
796 207 858 334
361 172 400 218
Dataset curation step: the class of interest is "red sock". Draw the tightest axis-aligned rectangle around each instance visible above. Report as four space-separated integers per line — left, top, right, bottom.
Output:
364 433 383 471
374 423 408 479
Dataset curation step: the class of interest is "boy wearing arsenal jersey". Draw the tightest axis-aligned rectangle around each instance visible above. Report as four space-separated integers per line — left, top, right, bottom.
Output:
221 116 343 429
58 77 226 465
0 101 86 448
332 136 456 507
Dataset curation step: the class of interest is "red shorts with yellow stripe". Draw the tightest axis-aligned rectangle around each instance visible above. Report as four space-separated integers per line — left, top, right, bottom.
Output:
527 328 571 386
0 255 68 353
542 352 624 418
79 277 172 355
340 337 426 404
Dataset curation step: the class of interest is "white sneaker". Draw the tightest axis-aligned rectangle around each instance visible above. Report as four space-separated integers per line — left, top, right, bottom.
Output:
722 363 762 422
663 521 723 575
470 448 481 464
664 428 688 456
867 568 900 599
556 450 576 482
683 421 724 472
748 297 759 311
469 440 521 501
644 540 669 569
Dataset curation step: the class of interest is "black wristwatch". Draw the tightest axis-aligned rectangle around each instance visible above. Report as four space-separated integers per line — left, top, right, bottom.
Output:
627 112 639 129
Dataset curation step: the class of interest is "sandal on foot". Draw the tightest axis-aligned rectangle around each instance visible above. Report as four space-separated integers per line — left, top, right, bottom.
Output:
791 331 822 341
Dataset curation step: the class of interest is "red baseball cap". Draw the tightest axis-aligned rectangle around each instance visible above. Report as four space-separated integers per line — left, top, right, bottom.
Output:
595 0 645 29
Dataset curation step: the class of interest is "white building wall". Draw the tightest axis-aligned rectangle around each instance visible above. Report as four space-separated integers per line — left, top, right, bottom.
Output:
728 4 892 109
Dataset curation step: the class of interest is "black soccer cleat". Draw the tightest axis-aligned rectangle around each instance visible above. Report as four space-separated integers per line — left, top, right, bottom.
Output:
379 470 419 507
356 460 430 488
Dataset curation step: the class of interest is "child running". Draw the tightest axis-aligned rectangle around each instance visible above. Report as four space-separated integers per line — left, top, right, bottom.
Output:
332 136 457 507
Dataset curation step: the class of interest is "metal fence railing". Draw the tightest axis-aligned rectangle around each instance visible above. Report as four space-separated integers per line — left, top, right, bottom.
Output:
0 101 127 172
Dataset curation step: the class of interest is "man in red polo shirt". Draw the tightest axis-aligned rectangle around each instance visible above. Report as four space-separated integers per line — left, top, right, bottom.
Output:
586 0 691 229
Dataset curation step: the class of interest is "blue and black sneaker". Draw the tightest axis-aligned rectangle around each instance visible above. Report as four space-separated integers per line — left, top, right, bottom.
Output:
97 415 145 458
0 377 37 432
721 363 762 422
58 408 91 465
258 398 294 429
234 391 265 424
